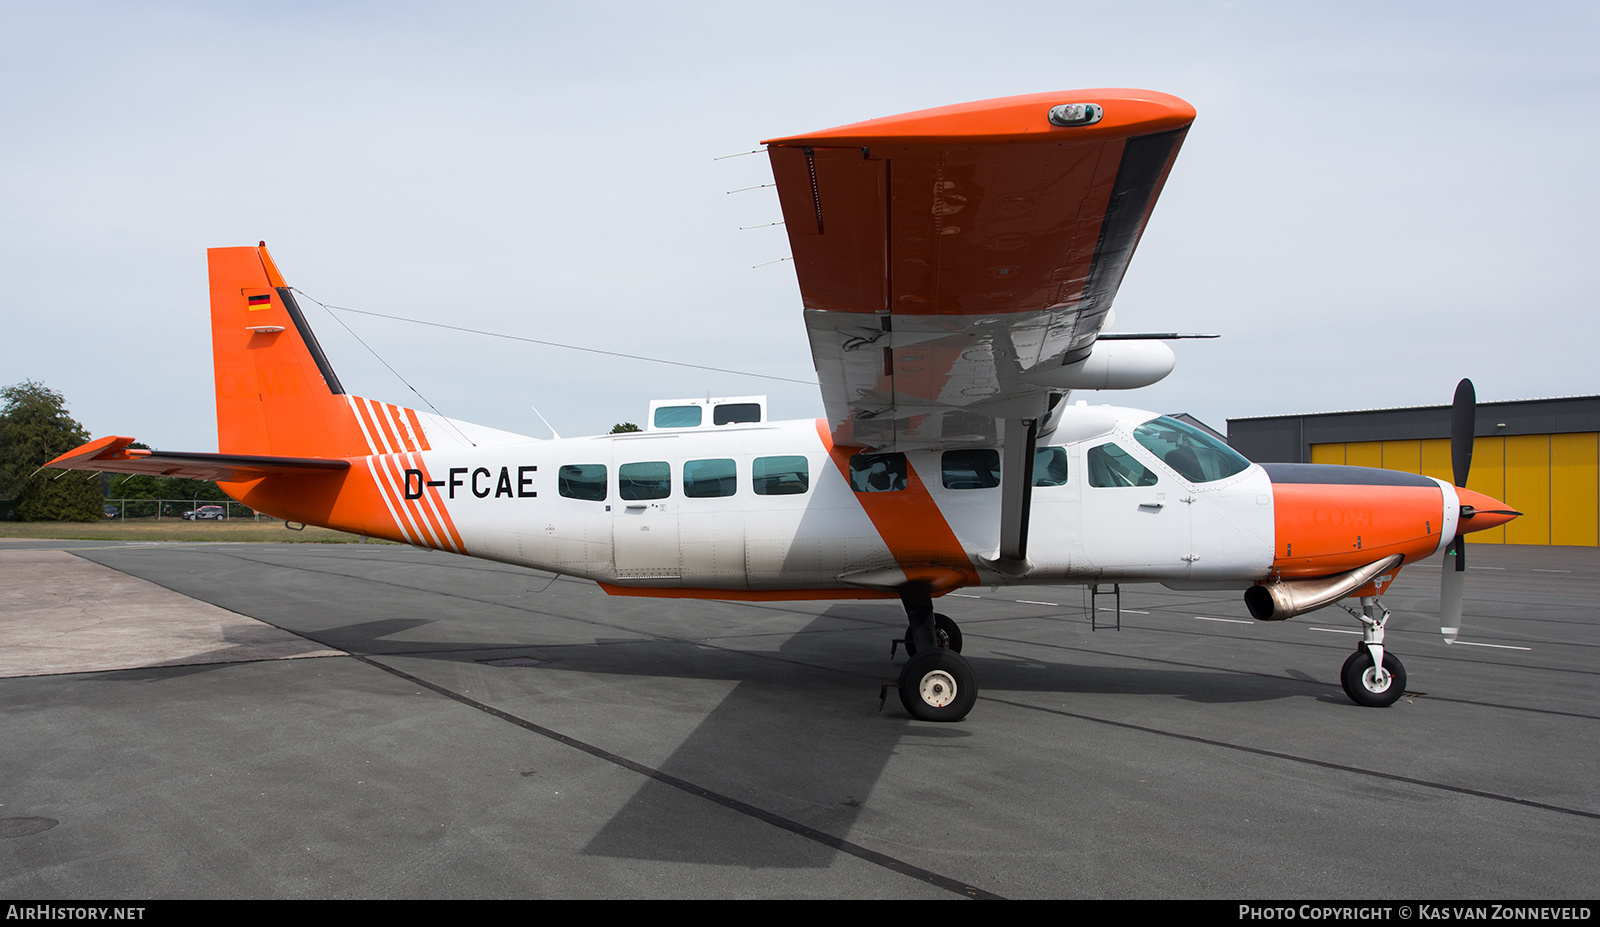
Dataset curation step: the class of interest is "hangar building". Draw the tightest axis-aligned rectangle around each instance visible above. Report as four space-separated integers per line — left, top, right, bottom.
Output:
1227 395 1600 547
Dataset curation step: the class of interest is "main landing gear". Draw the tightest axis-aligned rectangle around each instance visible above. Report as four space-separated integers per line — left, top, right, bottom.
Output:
1340 596 1407 708
884 584 977 722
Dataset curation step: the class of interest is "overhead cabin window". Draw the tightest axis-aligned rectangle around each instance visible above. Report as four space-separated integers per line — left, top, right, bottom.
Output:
1087 443 1158 488
558 464 607 501
849 452 907 493
618 461 671 500
683 458 737 498
941 449 1000 490
753 456 809 495
1131 416 1252 483
713 403 761 425
1033 446 1069 487
653 405 702 428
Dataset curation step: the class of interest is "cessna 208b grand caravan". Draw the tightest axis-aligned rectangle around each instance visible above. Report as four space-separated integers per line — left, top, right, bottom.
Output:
49 89 1518 721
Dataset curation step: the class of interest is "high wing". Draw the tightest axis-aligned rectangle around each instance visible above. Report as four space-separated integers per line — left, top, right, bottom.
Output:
764 89 1195 453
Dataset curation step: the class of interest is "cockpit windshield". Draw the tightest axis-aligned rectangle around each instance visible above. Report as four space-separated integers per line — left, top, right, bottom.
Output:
1131 416 1252 483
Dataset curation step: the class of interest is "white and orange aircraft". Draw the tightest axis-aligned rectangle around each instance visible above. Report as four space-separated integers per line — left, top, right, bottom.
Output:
48 89 1518 721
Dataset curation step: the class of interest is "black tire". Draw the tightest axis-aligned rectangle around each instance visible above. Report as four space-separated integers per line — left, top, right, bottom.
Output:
898 649 977 722
1340 648 1406 707
903 613 963 656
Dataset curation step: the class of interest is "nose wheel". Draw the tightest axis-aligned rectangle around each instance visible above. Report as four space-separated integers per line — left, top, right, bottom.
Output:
1340 648 1406 707
1339 596 1407 707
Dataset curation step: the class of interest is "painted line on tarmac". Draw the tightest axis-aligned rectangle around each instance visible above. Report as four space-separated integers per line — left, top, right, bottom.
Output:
989 695 1600 823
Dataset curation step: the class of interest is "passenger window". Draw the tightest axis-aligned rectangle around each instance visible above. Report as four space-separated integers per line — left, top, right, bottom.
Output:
558 464 607 501
683 458 736 498
849 452 907 493
713 403 761 425
1033 446 1069 487
753 456 809 495
941 449 999 490
618 461 671 500
1087 443 1158 488
653 405 702 428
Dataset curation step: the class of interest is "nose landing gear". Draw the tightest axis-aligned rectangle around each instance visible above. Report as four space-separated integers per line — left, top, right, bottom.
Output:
1339 596 1407 707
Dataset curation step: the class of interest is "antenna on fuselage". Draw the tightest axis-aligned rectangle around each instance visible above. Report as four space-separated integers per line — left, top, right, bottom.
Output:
530 405 561 440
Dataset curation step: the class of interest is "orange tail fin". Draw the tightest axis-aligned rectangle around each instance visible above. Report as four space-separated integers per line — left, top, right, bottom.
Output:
209 243 365 458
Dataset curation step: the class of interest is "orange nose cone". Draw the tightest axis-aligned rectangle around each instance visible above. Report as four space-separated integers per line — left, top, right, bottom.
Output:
1457 488 1521 533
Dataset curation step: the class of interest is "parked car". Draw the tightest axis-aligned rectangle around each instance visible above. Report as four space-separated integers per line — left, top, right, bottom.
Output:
102 505 120 519
182 505 227 521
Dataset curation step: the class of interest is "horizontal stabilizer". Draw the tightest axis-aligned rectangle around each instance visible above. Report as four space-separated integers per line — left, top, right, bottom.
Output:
46 435 350 482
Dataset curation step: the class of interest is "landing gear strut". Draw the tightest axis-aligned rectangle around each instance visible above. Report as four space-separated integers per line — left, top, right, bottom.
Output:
888 583 977 722
1339 596 1407 707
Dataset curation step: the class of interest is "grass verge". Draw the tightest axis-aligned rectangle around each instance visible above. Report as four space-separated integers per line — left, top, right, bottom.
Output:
0 519 392 544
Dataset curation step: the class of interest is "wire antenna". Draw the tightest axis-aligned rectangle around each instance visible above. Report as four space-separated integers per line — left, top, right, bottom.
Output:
293 289 817 387
294 290 477 446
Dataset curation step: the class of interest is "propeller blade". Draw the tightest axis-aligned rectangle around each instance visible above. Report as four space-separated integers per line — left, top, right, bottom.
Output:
1443 379 1475 644
1440 537 1465 644
1451 378 1476 488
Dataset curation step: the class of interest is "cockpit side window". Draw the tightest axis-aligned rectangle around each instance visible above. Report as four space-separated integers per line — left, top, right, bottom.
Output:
1132 416 1252 483
1033 446 1069 487
1087 443 1158 488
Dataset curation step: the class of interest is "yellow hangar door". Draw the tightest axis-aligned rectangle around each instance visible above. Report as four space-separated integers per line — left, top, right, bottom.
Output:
1309 433 1598 547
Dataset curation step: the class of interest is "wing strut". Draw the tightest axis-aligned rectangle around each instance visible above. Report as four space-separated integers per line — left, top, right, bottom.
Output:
992 418 1038 573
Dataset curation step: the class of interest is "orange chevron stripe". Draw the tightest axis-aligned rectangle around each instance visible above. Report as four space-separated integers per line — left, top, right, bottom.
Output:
384 404 416 452
376 454 429 546
408 450 465 553
404 408 432 451
352 399 388 453
400 454 450 550
371 400 402 452
815 419 977 591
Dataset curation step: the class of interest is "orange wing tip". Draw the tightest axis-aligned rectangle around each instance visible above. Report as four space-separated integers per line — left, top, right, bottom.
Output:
46 435 144 469
762 89 1195 147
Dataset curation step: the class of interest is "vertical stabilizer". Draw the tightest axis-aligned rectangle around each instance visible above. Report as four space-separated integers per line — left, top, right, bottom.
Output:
209 243 363 457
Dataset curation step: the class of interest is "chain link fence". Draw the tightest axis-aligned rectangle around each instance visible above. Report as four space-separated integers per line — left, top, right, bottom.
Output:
102 498 267 521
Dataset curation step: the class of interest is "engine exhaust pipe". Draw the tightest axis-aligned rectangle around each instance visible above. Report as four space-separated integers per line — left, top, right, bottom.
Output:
1244 554 1403 621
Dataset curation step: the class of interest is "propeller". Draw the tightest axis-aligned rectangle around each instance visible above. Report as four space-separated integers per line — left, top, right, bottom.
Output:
1440 378 1474 644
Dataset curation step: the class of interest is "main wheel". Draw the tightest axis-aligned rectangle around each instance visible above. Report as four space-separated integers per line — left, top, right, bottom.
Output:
903 613 963 656
898 649 977 722
1340 648 1407 707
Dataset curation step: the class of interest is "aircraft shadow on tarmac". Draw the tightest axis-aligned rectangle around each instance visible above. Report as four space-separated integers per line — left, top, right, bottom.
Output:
71 548 1326 870
288 607 1317 868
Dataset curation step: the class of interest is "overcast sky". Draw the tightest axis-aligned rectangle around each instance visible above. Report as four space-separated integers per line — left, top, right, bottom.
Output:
3 1 1596 451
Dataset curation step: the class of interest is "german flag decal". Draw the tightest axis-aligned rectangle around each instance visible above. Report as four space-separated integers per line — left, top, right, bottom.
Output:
246 294 272 308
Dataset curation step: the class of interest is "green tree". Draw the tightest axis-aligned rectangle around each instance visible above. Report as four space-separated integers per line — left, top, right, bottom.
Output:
0 381 102 522
610 422 642 434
